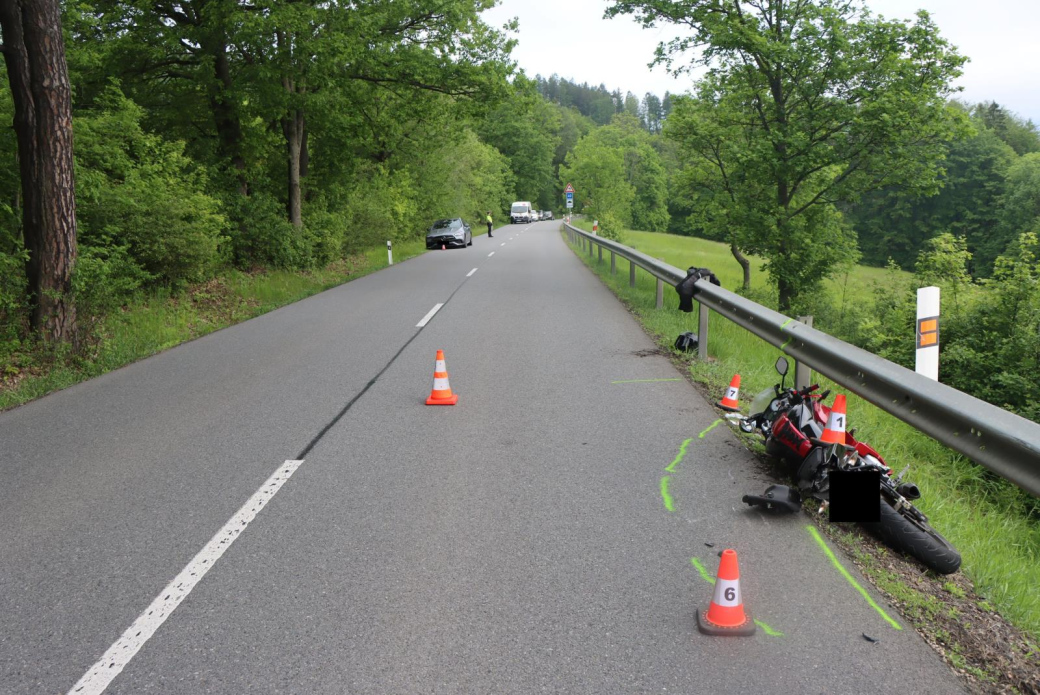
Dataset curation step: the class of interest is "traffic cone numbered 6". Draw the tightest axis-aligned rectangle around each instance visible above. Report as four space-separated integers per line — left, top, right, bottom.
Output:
718 374 741 412
426 350 458 405
697 549 756 636
820 394 847 444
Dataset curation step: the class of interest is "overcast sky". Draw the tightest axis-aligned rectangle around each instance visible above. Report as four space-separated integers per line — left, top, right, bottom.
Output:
482 0 1040 124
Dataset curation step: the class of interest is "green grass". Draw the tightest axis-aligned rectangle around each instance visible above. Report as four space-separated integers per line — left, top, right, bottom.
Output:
0 237 429 412
569 218 913 300
564 223 1040 640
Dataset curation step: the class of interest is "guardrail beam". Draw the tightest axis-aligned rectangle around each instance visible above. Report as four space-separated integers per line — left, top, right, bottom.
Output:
795 316 814 389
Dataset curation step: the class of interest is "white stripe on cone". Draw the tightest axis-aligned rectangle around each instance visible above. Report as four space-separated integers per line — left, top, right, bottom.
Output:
725 386 739 400
432 377 451 391
712 578 742 607
825 410 846 435
435 360 446 372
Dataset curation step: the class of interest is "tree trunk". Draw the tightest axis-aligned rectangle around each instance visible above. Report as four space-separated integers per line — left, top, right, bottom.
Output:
0 0 78 343
777 275 794 314
730 242 751 290
282 109 304 228
206 39 249 197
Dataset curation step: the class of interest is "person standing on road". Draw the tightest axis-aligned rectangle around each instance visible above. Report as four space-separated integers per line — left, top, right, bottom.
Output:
486 211 493 238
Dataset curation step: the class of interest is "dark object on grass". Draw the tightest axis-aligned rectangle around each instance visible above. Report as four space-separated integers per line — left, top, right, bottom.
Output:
674 331 699 353
676 267 721 312
742 484 802 514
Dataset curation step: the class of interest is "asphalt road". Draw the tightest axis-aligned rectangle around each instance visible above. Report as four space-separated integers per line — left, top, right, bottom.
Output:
0 221 963 693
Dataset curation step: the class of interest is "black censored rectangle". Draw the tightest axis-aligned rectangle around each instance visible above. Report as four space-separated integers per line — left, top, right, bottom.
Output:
828 469 881 522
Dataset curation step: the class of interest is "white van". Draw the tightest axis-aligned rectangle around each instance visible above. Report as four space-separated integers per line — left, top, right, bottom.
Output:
510 201 533 224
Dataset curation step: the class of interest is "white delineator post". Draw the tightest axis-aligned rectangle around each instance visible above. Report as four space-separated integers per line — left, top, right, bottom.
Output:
387 240 393 265
916 286 940 380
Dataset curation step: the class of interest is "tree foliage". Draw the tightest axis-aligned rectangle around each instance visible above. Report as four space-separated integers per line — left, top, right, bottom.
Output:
611 0 968 311
560 114 670 239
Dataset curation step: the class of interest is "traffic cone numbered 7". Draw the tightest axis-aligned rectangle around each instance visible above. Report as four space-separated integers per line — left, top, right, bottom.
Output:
718 374 741 412
697 549 756 636
820 394 847 444
426 350 458 405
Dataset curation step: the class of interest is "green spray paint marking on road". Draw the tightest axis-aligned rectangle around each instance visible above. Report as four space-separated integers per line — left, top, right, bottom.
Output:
689 558 784 637
754 620 784 636
807 525 902 631
664 438 693 473
698 418 723 439
611 378 682 384
690 557 716 585
660 476 675 512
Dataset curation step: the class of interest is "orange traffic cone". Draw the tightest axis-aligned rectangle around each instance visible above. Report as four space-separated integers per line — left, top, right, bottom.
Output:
820 394 847 444
425 349 458 405
718 374 741 412
697 549 756 636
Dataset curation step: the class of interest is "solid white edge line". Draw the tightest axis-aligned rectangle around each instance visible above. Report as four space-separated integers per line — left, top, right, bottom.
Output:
68 459 306 695
416 303 444 328
466 268 478 277
488 252 495 257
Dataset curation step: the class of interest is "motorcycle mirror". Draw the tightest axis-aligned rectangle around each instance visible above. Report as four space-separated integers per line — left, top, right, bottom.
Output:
775 356 789 377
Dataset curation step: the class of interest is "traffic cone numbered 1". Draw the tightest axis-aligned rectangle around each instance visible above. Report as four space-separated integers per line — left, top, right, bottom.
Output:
820 394 847 444
425 350 458 405
718 374 741 412
697 549 756 636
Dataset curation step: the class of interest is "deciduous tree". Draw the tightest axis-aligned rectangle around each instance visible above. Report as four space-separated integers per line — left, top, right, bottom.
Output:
610 0 968 311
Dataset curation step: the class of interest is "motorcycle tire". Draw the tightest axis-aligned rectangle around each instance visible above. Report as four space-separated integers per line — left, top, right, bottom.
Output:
862 496 962 575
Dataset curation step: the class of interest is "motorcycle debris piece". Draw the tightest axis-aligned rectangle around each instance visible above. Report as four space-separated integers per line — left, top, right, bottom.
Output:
704 542 715 548
674 331 699 353
742 484 802 514
862 633 879 644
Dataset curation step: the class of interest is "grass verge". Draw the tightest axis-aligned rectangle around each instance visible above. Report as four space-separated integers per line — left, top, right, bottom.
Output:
562 225 1040 692
0 238 429 412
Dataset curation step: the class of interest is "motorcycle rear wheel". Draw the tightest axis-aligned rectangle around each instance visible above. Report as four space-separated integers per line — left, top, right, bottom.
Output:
863 496 961 575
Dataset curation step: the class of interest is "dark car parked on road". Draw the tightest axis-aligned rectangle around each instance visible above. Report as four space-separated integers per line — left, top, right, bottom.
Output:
426 218 472 249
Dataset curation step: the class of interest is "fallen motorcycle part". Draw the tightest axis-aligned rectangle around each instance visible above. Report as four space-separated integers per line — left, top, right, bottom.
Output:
742 485 802 514
674 331 699 353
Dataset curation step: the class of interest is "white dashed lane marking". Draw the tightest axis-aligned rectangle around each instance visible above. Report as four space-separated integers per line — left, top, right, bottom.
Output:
416 303 445 328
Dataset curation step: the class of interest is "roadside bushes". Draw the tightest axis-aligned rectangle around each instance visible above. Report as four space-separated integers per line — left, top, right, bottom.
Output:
0 249 27 367
74 87 229 288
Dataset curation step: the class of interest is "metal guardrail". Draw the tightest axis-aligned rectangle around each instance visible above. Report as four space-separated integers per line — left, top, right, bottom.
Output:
563 222 1040 497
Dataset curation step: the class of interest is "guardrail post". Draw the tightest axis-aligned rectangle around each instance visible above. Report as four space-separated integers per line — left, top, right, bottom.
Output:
656 278 663 309
598 245 603 263
610 251 616 275
629 260 636 287
697 301 709 361
794 316 813 389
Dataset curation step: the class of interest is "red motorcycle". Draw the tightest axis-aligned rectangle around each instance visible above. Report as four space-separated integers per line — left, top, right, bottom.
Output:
741 357 961 574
